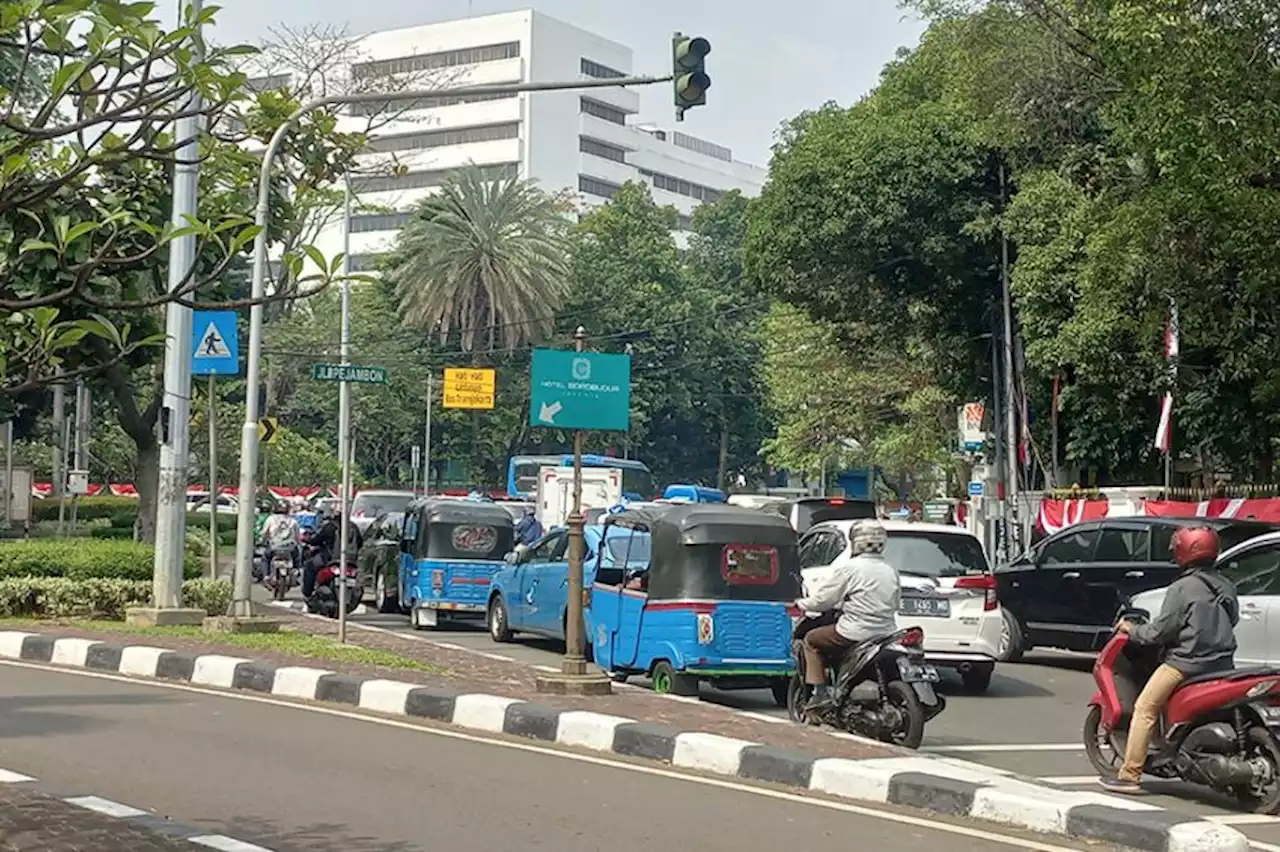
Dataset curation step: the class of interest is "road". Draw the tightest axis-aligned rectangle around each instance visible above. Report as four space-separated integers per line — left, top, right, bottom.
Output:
0 664 1115 852
329 605 1280 851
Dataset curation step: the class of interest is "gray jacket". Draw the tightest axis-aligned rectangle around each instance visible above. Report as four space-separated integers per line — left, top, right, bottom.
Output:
1131 569 1238 675
798 552 900 643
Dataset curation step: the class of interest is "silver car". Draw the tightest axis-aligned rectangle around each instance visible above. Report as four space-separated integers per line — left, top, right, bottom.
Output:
349 490 415 536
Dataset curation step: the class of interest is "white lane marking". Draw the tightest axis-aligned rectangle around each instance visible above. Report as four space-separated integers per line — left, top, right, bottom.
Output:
922 743 1084 753
1037 776 1102 785
0 659 1094 852
533 665 559 673
0 769 35 783
190 836 276 851
1206 813 1280 825
65 795 148 818
1245 840 1280 852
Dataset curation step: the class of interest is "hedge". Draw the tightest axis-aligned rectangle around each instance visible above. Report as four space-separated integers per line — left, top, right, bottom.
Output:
31 496 139 523
0 577 232 619
0 539 199 581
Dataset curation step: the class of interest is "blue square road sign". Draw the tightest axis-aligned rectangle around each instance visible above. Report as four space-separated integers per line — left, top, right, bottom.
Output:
192 311 239 376
968 481 986 497
529 349 631 432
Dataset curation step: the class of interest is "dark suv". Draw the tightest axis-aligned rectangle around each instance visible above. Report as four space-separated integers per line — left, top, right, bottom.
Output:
996 516 1280 660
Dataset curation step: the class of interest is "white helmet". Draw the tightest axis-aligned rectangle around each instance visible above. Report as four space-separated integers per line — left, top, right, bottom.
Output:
849 519 887 556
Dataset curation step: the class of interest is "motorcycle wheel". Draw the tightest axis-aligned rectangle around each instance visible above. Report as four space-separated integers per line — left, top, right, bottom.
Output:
273 572 287 601
884 681 926 750
785 674 810 724
1234 727 1280 814
1082 704 1123 777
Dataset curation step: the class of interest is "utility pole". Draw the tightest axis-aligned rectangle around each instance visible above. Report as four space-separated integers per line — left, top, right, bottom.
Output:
51 377 64 534
335 176 353 643
991 322 1007 565
230 72 679 618
134 0 206 625
998 160 1020 555
70 381 88 533
422 373 433 494
2 420 12 526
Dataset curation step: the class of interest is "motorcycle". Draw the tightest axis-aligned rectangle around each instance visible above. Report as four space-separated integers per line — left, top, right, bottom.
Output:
1084 609 1280 812
305 557 362 619
263 547 297 601
786 618 945 749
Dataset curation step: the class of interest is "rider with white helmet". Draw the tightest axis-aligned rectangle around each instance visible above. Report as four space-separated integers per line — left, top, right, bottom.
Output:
794 518 901 710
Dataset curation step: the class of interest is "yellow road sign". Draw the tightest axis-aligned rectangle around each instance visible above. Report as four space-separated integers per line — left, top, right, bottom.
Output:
442 367 496 410
258 416 279 445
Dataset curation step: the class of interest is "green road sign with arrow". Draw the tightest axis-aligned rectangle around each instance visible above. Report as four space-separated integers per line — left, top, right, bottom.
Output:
529 349 631 432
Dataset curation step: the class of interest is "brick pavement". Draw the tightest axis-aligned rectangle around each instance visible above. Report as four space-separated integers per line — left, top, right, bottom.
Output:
0 785 191 851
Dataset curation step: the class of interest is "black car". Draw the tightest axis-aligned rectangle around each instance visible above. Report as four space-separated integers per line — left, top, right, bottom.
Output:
996 516 1280 660
355 511 405 614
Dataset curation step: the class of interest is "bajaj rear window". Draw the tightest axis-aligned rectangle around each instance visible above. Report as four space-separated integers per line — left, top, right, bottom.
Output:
721 545 779 585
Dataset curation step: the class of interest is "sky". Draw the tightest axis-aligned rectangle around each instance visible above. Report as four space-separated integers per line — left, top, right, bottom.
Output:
167 0 926 167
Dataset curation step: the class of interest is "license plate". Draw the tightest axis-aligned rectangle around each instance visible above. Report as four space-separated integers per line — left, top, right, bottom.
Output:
897 657 940 682
900 596 950 618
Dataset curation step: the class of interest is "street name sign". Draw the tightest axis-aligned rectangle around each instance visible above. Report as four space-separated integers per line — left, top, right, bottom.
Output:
191 311 239 376
311 363 387 384
443 367 496 410
529 349 630 432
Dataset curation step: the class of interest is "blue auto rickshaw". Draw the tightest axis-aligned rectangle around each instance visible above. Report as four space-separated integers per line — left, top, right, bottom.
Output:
398 498 516 630
591 503 800 703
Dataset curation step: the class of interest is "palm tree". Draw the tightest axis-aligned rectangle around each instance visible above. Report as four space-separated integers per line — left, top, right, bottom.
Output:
386 165 573 351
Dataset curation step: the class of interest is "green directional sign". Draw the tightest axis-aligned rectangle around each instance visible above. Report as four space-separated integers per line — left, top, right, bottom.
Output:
311 363 387 384
529 349 630 432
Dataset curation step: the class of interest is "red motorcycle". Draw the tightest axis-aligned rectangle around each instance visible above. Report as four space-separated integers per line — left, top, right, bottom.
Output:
1084 610 1280 812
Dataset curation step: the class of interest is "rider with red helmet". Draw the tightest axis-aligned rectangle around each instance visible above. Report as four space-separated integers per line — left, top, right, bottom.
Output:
1100 525 1239 793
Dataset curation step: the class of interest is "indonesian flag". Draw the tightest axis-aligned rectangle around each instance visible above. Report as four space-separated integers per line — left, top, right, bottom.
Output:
1154 302 1179 454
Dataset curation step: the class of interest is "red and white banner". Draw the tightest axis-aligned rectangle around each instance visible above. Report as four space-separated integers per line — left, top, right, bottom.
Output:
1143 499 1280 524
1036 499 1110 534
1155 302 1179 454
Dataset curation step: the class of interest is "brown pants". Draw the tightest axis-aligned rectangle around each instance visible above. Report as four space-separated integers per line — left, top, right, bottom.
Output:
802 625 855 685
1119 663 1185 782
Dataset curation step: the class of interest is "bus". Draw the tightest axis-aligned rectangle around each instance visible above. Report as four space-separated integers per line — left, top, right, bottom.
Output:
506 455 654 502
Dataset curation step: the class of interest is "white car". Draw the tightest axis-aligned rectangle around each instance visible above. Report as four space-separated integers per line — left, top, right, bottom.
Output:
191 494 238 515
798 520 1003 692
1129 530 1280 666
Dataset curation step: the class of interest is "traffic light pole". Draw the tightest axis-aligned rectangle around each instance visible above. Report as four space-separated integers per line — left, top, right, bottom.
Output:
231 73 675 619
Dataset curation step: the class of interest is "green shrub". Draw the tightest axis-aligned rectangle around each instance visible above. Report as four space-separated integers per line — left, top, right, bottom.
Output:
31 496 139 523
0 539 199 581
0 577 232 619
89 527 134 540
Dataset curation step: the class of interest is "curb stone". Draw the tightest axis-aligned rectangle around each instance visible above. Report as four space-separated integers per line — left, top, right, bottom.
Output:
0 629 1249 852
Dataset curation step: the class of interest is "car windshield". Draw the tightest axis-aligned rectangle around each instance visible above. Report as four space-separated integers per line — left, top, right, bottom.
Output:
792 499 876 533
884 531 990 578
600 533 652 567
351 493 413 518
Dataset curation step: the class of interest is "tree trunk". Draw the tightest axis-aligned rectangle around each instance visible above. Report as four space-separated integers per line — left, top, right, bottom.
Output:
134 440 160 542
716 423 729 491
100 359 162 543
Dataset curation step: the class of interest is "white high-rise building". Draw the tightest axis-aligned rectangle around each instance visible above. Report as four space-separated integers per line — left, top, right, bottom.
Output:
245 10 765 272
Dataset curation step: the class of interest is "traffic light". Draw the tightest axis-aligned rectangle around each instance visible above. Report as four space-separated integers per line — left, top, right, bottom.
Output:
672 33 710 121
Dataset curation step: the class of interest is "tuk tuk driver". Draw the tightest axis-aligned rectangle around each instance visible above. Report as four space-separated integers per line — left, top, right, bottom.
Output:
794 519 900 710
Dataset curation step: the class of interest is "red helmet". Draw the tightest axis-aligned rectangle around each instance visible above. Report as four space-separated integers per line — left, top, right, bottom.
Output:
1171 526 1220 568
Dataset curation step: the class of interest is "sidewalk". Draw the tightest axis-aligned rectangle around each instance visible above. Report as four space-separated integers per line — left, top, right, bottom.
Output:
0 784 193 851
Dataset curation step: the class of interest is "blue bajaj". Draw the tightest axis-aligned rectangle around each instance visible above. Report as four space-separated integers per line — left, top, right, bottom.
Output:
592 504 799 703
399 499 515 630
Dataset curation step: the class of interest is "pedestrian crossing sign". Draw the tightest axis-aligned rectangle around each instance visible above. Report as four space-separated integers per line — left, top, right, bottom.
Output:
191 310 240 376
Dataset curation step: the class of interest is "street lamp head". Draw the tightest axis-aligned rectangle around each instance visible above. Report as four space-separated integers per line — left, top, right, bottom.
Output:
574 326 586 338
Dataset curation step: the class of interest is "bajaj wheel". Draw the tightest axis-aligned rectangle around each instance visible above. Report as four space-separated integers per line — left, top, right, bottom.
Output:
487 595 513 643
651 661 698 697
770 678 790 708
1082 704 1123 777
960 665 994 693
1234 727 1280 814
884 681 926 749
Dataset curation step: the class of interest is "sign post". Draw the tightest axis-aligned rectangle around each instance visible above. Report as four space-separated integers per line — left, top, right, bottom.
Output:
529 328 629 696
192 310 240 583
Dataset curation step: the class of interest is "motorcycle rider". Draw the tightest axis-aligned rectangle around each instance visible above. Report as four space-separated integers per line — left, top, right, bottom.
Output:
794 518 901 711
1101 526 1238 794
303 504 359 597
259 500 301 582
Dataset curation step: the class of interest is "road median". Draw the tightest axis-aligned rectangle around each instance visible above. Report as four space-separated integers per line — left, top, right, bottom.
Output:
0 619 1250 852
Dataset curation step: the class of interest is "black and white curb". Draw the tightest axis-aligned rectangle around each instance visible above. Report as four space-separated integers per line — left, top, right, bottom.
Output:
0 766 275 850
0 631 1248 852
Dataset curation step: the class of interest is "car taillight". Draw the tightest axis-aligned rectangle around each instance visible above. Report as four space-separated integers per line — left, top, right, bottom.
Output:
955 573 998 611
901 626 924 647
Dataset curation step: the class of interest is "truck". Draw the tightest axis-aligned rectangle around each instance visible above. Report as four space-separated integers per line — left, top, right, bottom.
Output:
535 465 623 529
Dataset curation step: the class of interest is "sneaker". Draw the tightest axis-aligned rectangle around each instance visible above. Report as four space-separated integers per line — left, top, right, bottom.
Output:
1098 777 1143 794
804 686 835 712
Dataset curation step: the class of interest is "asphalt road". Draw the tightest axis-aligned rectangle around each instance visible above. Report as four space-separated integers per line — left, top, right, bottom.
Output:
0 664 1115 852
330 605 1280 851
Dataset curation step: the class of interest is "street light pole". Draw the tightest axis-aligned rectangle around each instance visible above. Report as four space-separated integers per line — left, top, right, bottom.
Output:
148 0 205 621
563 328 588 677
338 177 352 473
230 74 672 617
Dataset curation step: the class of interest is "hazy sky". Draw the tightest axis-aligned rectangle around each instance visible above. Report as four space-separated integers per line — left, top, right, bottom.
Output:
167 1 925 167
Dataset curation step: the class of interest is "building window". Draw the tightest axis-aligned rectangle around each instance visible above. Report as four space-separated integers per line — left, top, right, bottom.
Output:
578 175 623 199
352 41 520 80
244 73 292 93
677 214 693 231
641 169 724 203
367 123 519 154
580 58 625 79
347 254 385 272
353 162 518 194
672 131 732 162
350 211 415 233
348 91 516 117
578 136 627 164
580 98 627 126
